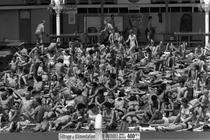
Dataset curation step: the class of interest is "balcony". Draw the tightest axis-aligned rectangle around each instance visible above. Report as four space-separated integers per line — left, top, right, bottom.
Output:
151 0 200 4
0 0 119 6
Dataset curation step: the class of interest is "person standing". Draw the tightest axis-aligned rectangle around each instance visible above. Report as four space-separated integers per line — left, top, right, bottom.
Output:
108 29 120 46
35 20 46 44
125 29 138 54
145 16 154 43
101 20 114 44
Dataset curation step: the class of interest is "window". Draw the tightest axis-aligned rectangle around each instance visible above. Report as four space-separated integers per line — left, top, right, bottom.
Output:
119 8 128 13
88 8 98 13
78 8 88 13
182 7 192 12
170 7 180 12
78 0 89 4
150 7 160 13
129 10 140 13
104 8 109 13
109 8 118 13
161 7 166 12
140 8 149 13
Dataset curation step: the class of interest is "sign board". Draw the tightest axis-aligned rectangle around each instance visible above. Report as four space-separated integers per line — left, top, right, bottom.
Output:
65 5 77 25
58 133 141 140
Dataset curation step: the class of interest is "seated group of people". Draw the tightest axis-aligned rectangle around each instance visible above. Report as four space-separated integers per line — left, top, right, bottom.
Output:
0 32 210 133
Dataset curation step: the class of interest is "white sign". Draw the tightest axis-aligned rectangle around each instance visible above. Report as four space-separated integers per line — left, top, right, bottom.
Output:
58 133 140 140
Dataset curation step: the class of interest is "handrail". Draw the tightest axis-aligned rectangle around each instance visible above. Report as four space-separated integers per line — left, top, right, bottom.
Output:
174 32 210 36
49 33 101 38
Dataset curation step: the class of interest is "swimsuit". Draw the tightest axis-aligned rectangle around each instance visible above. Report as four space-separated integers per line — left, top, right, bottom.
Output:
64 55 70 67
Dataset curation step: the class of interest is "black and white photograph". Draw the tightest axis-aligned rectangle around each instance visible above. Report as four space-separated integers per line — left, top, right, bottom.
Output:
0 0 210 140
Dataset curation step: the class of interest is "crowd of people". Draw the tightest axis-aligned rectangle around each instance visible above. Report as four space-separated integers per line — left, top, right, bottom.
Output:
0 19 210 133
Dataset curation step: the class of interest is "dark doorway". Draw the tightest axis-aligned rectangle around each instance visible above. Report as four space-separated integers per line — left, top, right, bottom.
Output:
19 10 31 43
180 14 192 41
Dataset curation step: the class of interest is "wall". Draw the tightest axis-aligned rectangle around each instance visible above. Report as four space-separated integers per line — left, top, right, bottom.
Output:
192 12 205 40
62 13 85 34
0 10 19 40
150 13 166 41
170 13 182 33
31 9 50 43
63 13 77 34
169 12 205 41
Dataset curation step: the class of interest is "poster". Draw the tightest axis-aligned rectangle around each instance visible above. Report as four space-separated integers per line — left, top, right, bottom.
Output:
68 11 76 24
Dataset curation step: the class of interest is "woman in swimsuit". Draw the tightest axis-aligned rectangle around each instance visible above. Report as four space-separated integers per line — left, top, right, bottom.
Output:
63 50 71 67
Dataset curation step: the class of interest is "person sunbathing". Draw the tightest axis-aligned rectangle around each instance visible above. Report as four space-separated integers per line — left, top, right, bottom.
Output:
33 76 43 93
105 73 118 94
197 90 210 124
114 91 126 118
4 72 18 88
157 98 194 131
27 97 46 124
60 103 87 131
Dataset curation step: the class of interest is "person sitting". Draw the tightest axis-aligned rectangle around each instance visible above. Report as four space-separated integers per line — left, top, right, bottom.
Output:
61 103 86 130
146 94 163 124
87 104 100 130
8 101 22 132
102 102 118 131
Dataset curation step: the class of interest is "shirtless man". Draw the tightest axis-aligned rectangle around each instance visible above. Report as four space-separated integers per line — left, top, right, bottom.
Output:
55 58 65 85
101 20 114 44
35 20 45 44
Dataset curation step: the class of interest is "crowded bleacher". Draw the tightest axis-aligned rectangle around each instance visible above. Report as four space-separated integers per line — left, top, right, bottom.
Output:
0 19 210 133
